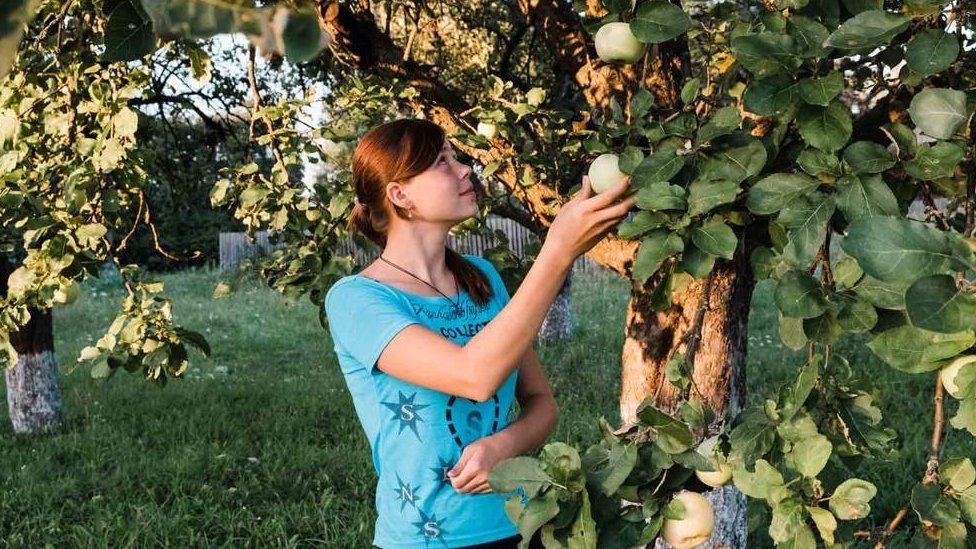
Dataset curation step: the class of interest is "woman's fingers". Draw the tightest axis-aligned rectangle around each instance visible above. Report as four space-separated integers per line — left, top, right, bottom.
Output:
450 464 479 491
583 176 632 210
596 193 635 222
457 474 488 493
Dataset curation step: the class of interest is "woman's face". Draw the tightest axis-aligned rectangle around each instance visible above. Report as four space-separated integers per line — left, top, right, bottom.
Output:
389 139 478 223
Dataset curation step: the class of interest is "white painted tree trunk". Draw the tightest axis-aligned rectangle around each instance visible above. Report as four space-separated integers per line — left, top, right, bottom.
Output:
537 273 573 343
6 346 63 433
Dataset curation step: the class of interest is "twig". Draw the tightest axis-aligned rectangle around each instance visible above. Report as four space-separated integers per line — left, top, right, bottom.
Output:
116 192 145 251
873 507 909 548
923 373 946 484
246 46 286 168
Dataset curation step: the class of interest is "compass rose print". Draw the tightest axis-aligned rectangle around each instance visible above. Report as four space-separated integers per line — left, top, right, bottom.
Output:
381 391 430 442
411 507 451 549
392 473 420 513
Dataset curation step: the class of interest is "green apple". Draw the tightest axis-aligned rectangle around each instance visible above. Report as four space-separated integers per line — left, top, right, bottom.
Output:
587 153 627 194
661 491 715 549
941 354 976 398
477 121 498 139
695 457 733 488
594 22 646 64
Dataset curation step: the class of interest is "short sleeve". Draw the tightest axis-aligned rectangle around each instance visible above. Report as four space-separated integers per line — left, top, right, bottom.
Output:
465 254 511 306
324 279 419 373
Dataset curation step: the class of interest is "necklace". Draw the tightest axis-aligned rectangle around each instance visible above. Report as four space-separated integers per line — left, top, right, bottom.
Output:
378 255 463 316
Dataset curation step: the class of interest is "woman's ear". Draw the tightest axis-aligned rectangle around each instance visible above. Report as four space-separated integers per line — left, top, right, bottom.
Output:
386 181 414 211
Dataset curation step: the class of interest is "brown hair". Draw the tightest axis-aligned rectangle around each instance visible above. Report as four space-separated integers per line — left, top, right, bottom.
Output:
348 118 493 306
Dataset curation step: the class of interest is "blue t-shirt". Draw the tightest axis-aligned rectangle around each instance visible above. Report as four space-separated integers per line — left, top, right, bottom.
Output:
324 254 522 549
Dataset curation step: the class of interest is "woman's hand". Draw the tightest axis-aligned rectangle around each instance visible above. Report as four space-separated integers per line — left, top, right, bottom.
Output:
544 175 635 260
449 434 514 495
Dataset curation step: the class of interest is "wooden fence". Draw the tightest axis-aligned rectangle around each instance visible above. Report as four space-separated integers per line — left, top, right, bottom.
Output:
219 215 604 274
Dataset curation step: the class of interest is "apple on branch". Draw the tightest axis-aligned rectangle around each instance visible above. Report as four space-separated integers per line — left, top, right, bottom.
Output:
477 121 498 139
594 22 646 64
661 491 715 549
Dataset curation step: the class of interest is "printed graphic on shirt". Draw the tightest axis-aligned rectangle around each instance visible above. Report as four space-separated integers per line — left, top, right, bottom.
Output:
445 395 500 448
410 301 491 321
430 456 454 487
381 391 430 442
411 507 451 549
393 473 420 513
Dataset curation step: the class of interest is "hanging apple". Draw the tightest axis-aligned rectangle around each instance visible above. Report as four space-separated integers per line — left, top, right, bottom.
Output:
594 22 646 64
587 153 627 194
695 457 733 488
477 121 498 139
661 491 715 549
941 354 976 398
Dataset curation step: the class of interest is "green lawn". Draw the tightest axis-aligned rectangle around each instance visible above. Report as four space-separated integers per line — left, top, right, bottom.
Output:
0 265 972 547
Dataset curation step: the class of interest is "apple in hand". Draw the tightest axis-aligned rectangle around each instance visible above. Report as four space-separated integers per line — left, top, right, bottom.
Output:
477 121 498 139
661 491 715 549
587 153 627 194
594 22 646 64
941 355 976 398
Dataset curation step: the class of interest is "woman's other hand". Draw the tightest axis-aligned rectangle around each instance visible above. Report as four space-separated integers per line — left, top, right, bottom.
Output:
448 434 513 495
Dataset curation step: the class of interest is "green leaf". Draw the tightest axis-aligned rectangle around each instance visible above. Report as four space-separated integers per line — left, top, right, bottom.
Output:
730 33 799 77
789 16 830 58
729 411 776 464
905 141 964 181
565 489 597 548
867 324 975 373
630 88 655 118
806 506 838 546
797 149 841 177
687 179 740 217
957 485 976 525
699 138 767 183
512 490 560 546
680 78 700 105
905 275 976 334
804 312 842 344
771 499 817 548
680 243 715 278
950 397 976 436
786 434 832 478
778 192 835 267
697 106 740 143
488 457 553 498
619 147 644 174
909 88 968 140
835 174 899 222
842 142 896 174
635 402 693 454
632 231 684 285
616 211 669 239
732 459 787 503
775 270 828 318
779 314 808 349
837 295 878 333
635 183 686 211
854 274 909 309
743 75 800 117
632 149 685 186
797 101 852 152
582 443 638 497
798 72 843 107
830 478 877 520
102 0 156 62
747 173 821 215
630 1 692 44
824 10 910 52
690 217 737 259
940 458 976 492
842 217 961 283
833 257 864 289
905 29 960 77
280 10 327 63
911 482 961 526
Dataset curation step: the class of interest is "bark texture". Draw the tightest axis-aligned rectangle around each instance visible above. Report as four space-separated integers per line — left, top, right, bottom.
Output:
2 256 63 433
537 274 573 343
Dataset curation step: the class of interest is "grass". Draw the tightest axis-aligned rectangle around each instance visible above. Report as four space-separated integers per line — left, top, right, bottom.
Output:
0 265 972 547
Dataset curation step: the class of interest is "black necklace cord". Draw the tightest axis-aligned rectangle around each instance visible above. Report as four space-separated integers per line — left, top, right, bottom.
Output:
378 255 463 315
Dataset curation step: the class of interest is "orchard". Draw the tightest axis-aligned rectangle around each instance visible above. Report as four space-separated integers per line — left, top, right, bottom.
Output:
2 0 976 547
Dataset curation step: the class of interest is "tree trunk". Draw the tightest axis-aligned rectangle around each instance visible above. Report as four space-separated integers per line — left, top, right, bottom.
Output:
1 256 63 434
537 273 573 344
620 251 755 548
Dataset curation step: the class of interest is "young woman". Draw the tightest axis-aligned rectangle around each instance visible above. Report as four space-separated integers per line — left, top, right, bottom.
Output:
324 119 633 549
